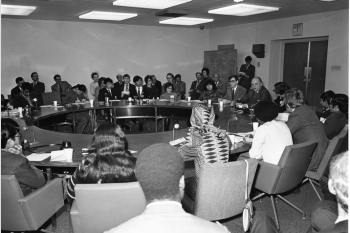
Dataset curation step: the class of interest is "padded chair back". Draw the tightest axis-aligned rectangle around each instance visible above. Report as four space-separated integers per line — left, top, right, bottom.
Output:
72 182 147 233
42 92 61 105
1 175 29 231
193 159 258 220
315 125 348 178
274 140 318 193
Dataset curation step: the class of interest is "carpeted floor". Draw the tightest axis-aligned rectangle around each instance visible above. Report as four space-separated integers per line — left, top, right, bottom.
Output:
43 179 321 233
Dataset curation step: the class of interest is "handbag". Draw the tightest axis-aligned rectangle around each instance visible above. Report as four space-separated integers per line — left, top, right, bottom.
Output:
242 159 254 232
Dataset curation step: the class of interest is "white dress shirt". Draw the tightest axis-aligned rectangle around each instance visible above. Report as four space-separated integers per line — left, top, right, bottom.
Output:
249 120 293 165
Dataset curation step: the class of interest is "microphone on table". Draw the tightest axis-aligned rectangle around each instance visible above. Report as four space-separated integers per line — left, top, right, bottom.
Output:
173 123 180 141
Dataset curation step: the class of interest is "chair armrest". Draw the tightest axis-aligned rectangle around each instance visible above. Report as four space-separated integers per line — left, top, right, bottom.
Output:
70 200 82 233
18 178 64 230
253 161 283 194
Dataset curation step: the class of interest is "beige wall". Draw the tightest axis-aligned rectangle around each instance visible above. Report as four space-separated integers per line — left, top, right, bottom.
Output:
1 19 209 97
208 9 349 97
2 9 348 99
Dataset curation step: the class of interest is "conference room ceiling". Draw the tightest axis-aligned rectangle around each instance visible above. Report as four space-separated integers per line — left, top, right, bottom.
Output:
1 0 349 29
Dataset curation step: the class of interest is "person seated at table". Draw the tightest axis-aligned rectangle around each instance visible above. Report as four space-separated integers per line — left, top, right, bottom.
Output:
1 94 12 111
162 73 175 94
143 75 158 99
160 82 180 101
317 90 335 120
220 75 246 105
1 118 46 196
51 74 72 100
240 77 271 108
98 77 118 101
11 77 25 99
284 88 328 171
116 74 136 100
65 84 90 134
67 123 136 202
189 72 204 100
213 73 227 98
94 77 106 101
13 82 37 109
151 75 162 97
105 143 229 233
242 101 293 165
198 79 219 103
323 94 348 140
174 74 186 100
179 103 231 200
273 82 290 113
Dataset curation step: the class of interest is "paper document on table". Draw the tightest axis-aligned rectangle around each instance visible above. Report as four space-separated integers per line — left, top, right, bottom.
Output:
27 153 51 161
50 150 66 161
129 150 137 154
169 137 187 146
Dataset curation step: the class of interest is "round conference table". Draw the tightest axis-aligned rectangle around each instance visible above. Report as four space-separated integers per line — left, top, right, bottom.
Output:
17 100 253 177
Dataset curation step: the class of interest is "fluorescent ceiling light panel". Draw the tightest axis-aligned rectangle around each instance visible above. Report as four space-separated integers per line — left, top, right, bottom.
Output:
79 11 137 21
159 17 213 26
1 4 36 16
209 4 279 16
113 0 192 10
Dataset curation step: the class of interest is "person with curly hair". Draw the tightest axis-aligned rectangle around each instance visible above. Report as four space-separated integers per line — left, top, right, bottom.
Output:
67 123 136 202
198 79 219 103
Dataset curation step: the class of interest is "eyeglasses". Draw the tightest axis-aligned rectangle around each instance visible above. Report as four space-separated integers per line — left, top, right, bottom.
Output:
229 80 236 83
15 132 22 139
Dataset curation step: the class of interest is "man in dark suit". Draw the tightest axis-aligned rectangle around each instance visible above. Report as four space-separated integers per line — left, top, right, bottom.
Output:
240 77 271 108
213 73 227 98
30 72 45 106
116 74 136 100
174 74 186 100
13 82 36 109
98 78 118 101
238 56 255 92
51 74 72 101
11 77 25 98
151 75 162 97
114 74 124 90
189 72 204 100
221 75 246 103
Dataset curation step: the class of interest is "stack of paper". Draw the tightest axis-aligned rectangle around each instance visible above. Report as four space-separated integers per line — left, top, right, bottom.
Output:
27 153 51 161
50 150 66 161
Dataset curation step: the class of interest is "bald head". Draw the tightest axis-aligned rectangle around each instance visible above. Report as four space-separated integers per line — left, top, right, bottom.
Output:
251 77 263 92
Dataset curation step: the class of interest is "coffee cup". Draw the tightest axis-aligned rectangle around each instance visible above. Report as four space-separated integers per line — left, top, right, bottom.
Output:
53 101 57 106
64 148 73 162
253 122 259 131
187 97 191 101
219 100 224 107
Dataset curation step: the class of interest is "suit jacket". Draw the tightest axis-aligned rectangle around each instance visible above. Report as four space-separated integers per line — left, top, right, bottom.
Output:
1 151 45 196
286 105 329 171
31 81 45 106
143 85 158 99
319 220 348 233
241 86 271 107
114 81 124 90
116 83 137 100
174 81 186 99
98 88 119 101
323 111 347 140
222 85 246 101
238 64 255 92
11 86 22 98
215 81 227 98
51 81 72 95
189 79 205 100
105 202 228 233
152 80 162 97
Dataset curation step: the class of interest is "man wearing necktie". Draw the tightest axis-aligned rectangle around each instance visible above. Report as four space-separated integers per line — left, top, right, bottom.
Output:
221 75 246 105
11 77 25 99
97 78 118 101
30 72 45 106
240 77 271 108
116 74 136 100
133 75 144 132
51 74 72 102
189 72 203 100
213 74 227 98
238 56 255 92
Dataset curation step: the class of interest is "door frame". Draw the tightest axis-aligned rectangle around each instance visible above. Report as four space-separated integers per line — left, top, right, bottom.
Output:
280 36 329 82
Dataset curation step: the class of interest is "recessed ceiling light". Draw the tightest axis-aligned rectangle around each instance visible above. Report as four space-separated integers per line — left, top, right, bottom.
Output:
79 11 137 21
208 3 279 16
113 0 192 10
159 17 213 26
1 4 36 16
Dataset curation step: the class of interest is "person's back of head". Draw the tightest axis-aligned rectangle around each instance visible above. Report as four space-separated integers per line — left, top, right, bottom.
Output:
1 118 20 149
329 151 348 214
136 143 183 203
254 100 279 123
320 90 335 105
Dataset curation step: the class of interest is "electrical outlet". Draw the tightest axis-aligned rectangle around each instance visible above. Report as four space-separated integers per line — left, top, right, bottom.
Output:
331 66 341 71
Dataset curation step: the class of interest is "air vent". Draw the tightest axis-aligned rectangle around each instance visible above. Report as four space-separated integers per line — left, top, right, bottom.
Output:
155 9 189 18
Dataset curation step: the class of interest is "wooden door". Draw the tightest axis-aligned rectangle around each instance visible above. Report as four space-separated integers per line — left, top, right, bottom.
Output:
283 40 328 107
